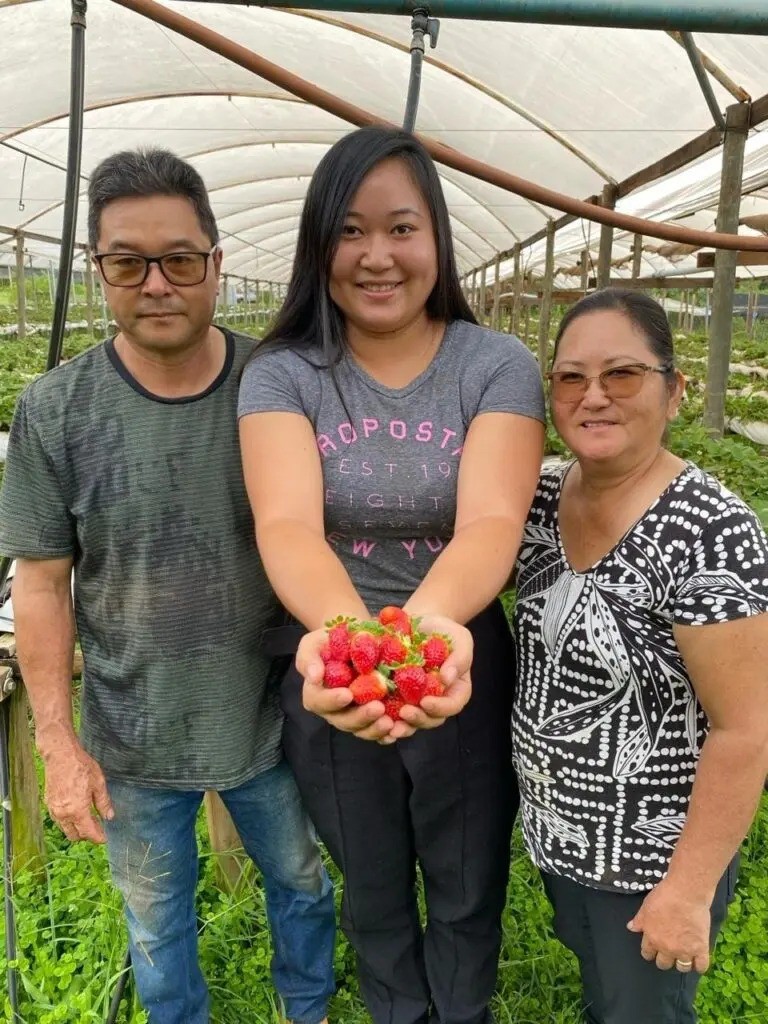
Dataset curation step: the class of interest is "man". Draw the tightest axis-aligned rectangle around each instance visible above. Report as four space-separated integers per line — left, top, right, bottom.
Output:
0 148 335 1024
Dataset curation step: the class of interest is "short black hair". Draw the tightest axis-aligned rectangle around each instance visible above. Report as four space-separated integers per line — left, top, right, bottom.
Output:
88 148 219 249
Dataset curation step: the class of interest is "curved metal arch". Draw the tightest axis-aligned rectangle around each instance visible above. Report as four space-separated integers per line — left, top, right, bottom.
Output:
0 88 311 145
282 7 618 186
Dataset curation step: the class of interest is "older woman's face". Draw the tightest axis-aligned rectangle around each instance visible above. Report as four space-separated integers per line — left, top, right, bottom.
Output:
550 309 682 467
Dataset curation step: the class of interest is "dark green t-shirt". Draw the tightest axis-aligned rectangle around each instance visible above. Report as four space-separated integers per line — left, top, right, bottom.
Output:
0 329 283 789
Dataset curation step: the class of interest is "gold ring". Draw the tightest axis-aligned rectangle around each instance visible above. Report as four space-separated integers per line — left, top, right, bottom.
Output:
676 959 693 967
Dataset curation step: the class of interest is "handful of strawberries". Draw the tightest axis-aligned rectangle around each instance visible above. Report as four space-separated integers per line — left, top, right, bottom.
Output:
320 606 452 720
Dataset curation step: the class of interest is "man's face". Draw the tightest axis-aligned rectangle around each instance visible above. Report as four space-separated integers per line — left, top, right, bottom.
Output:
94 194 221 357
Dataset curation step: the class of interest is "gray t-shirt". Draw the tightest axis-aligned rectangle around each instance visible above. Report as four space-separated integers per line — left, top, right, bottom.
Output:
238 319 545 612
0 329 283 790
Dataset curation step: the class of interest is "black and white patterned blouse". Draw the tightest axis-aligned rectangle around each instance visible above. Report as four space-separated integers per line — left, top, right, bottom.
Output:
512 461 768 892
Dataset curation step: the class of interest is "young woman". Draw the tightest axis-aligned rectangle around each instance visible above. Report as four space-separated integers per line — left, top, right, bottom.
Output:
238 126 545 1024
512 288 768 1024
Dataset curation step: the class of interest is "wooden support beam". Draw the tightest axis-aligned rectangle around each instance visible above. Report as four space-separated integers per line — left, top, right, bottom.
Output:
705 103 750 435
537 222 556 374
491 254 501 331
2 673 47 877
84 250 94 338
511 246 522 336
589 275 716 289
479 263 488 325
596 185 618 289
696 250 768 268
15 234 26 341
631 234 643 280
204 792 249 893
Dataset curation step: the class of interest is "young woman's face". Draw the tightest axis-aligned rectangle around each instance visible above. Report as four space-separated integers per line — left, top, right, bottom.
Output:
550 309 683 467
329 157 439 336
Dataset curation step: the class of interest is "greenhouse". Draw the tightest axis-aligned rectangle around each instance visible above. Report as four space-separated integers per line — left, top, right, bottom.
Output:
1 1 768 1022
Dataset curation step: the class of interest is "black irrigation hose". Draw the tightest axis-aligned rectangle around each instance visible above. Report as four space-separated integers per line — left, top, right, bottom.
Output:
0 698 20 1022
402 9 439 133
47 0 88 373
105 949 132 1024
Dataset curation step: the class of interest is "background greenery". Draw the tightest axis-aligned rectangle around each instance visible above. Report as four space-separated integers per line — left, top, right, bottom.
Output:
0 305 767 1022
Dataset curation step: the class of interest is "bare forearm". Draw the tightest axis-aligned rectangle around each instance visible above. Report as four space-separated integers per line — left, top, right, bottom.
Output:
257 520 369 629
13 578 77 755
405 516 524 623
665 728 768 900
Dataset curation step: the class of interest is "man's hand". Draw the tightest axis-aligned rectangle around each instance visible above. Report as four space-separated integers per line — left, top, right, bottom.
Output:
296 614 474 744
41 739 114 844
627 877 712 974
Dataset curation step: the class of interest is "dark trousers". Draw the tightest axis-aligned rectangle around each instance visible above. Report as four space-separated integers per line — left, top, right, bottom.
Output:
541 858 739 1024
282 601 518 1024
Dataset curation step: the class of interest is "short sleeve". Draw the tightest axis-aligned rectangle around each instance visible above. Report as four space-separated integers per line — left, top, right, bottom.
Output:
673 500 768 625
0 390 76 558
237 350 308 419
476 336 546 422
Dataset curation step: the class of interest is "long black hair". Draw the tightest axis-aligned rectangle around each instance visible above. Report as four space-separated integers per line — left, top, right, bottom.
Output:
255 125 476 363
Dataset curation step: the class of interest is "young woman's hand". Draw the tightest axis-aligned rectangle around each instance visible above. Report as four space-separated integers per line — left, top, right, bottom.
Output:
296 628 395 741
296 615 473 743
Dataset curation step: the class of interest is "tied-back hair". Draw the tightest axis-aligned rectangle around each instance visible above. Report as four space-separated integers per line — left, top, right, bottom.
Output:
553 287 676 374
252 125 476 367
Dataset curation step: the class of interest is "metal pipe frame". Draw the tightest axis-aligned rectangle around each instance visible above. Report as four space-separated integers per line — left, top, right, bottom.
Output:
112 0 768 253
186 1 768 34
47 0 87 372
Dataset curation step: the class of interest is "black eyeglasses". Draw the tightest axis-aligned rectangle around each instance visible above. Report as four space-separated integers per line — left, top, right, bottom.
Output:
546 362 673 402
93 247 217 287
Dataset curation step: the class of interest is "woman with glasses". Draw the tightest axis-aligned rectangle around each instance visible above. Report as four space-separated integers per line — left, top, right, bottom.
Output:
512 288 768 1024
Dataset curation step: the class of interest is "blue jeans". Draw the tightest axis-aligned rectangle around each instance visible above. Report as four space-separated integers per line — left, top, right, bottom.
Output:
104 761 336 1024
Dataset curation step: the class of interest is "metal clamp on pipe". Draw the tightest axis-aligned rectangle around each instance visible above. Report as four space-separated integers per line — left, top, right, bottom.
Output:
403 8 439 132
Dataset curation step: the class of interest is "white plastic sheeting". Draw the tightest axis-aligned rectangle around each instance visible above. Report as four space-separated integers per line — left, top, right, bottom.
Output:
2 0 768 282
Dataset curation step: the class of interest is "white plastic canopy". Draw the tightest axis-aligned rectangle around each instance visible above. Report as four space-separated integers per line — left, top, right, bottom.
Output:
2 0 768 284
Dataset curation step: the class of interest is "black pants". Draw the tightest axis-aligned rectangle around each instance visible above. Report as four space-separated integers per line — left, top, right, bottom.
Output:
282 600 518 1024
541 858 739 1024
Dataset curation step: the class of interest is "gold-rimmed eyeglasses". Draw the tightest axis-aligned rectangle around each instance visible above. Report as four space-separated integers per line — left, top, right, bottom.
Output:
546 362 673 402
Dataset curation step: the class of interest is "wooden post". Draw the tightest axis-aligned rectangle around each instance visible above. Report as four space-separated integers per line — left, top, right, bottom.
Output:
580 248 590 293
470 269 478 317
537 221 556 374
704 103 749 435
243 277 249 327
596 184 618 289
0 637 47 880
203 792 249 893
512 246 522 336
15 233 25 340
254 279 261 331
491 254 501 331
631 234 643 281
478 263 488 325
29 255 39 314
523 301 531 346
220 273 229 324
85 251 94 339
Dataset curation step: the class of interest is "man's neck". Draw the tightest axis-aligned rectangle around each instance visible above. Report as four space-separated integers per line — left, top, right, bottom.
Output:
113 326 227 399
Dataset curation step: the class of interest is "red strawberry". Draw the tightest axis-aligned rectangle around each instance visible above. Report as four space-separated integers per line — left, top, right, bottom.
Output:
379 633 409 666
320 641 333 664
350 630 381 674
421 634 451 671
323 660 354 689
327 622 352 661
378 606 413 636
349 670 389 705
383 694 407 720
393 664 427 705
423 670 445 697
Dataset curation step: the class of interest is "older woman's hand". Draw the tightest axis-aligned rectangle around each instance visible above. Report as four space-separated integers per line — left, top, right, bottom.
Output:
628 877 712 974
